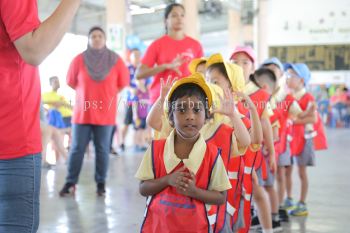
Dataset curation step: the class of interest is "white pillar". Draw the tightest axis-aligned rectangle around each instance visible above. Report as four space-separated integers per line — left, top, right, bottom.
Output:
181 0 200 40
228 1 242 52
105 0 130 55
256 0 270 64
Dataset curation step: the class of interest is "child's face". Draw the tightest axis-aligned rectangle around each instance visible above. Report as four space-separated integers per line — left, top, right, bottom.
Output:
171 95 206 139
286 69 303 90
206 68 231 91
231 53 254 83
256 75 275 95
264 64 283 81
196 63 206 75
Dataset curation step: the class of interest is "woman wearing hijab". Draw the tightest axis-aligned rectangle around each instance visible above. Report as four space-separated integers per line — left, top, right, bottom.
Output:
59 26 129 196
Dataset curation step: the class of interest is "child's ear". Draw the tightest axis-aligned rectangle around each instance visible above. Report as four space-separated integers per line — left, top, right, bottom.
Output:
169 118 174 128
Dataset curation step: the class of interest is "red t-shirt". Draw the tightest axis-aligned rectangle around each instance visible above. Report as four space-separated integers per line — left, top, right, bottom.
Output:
141 35 203 103
0 0 42 159
67 54 129 125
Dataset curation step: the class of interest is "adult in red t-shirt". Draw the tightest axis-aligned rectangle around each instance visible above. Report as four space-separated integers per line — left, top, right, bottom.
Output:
0 0 80 232
59 27 129 197
136 3 204 104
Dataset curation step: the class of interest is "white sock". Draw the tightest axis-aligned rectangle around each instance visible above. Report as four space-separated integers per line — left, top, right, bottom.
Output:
262 229 273 233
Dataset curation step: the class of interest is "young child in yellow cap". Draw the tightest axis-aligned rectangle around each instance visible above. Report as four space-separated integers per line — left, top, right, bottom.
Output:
135 74 231 232
205 53 264 232
230 46 276 233
146 71 252 232
188 57 207 75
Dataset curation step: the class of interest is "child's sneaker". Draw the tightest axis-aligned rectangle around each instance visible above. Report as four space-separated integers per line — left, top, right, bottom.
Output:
250 216 261 230
272 220 283 232
283 197 295 212
278 207 289 222
290 202 308 216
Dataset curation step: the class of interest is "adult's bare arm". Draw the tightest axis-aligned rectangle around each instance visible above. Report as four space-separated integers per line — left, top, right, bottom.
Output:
14 0 81 66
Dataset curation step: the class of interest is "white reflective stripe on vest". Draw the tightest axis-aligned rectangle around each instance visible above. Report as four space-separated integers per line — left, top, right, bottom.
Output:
144 196 153 217
226 202 236 216
244 166 253 174
228 171 238 180
146 196 152 206
205 204 212 211
244 193 251 201
208 214 217 225
305 131 317 139
143 207 148 217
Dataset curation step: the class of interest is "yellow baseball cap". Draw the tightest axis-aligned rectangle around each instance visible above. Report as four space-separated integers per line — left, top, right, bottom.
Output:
206 53 245 92
188 57 207 74
207 83 223 110
206 82 245 122
166 72 213 109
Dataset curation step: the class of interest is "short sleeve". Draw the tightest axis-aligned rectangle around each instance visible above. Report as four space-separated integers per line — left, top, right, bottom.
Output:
42 92 52 103
249 143 261 152
261 102 274 119
141 40 159 68
135 146 155 180
208 155 232 192
116 58 130 90
271 120 280 129
196 42 204 58
154 114 173 140
66 56 80 89
305 98 316 132
232 133 247 156
0 0 41 42
288 101 303 117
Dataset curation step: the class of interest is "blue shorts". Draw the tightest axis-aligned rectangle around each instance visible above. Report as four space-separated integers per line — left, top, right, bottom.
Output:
62 116 72 128
278 143 292 167
134 118 147 130
232 198 245 231
257 155 275 187
293 138 316 167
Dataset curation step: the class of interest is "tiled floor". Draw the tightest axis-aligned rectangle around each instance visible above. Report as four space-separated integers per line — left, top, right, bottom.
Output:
38 128 350 233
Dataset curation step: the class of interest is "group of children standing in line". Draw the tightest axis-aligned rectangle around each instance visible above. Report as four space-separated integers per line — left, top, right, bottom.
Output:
134 44 327 233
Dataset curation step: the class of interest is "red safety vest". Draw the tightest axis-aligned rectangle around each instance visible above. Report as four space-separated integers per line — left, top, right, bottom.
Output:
291 93 319 156
141 139 220 233
205 123 243 232
237 88 271 233
313 112 328 151
275 94 295 155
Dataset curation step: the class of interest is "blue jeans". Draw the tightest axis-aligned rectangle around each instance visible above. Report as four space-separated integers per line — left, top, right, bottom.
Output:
0 154 41 233
66 124 113 184
331 103 347 127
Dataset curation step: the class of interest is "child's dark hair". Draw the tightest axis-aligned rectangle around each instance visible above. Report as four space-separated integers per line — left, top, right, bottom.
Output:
49 76 58 85
88 26 105 37
167 83 210 126
197 60 206 67
207 63 230 82
249 68 277 89
130 48 140 53
164 3 185 33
